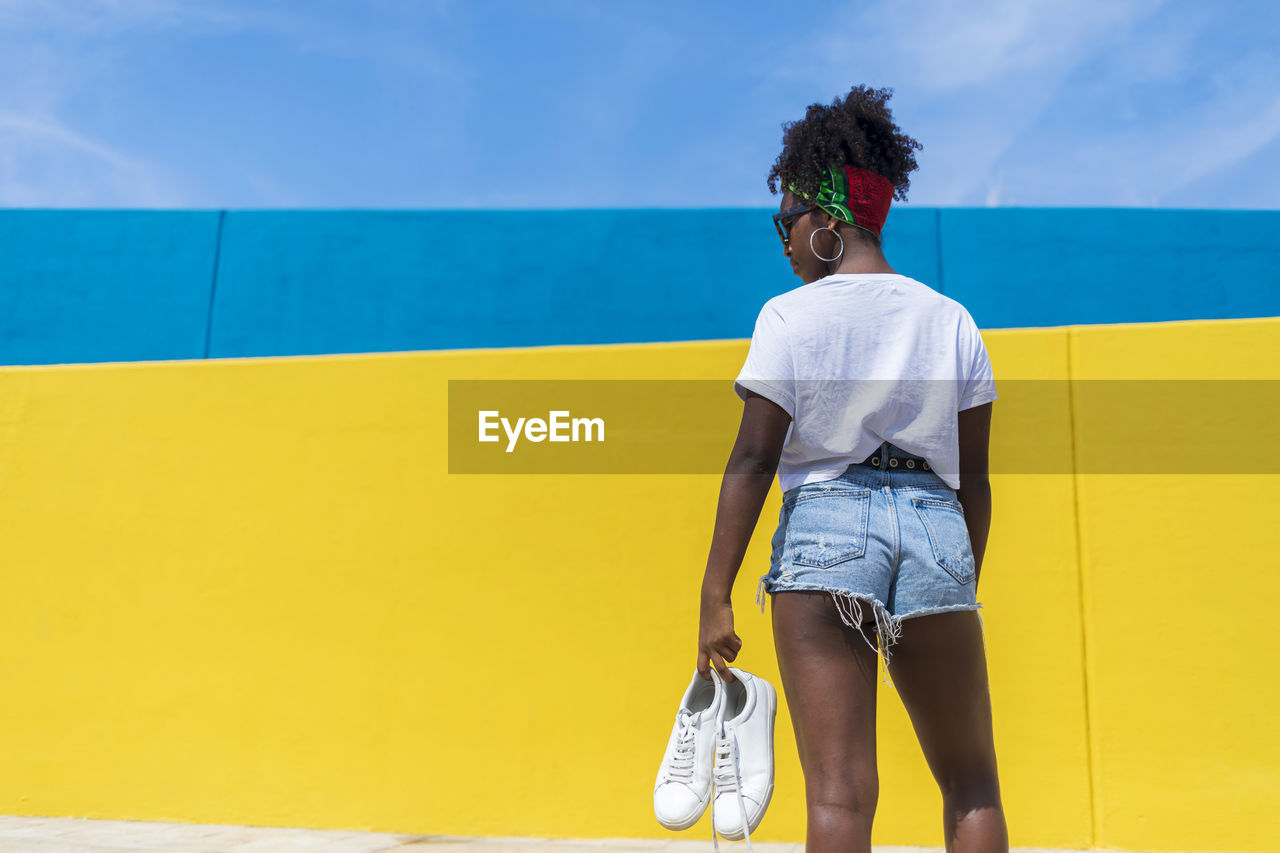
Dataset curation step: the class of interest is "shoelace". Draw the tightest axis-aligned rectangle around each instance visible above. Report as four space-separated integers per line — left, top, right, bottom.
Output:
664 710 698 784
711 722 756 853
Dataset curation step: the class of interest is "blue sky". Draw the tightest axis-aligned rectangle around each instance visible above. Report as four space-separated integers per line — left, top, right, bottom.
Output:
0 0 1276 209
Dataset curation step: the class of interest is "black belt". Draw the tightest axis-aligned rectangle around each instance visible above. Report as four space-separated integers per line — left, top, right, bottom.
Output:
856 442 932 471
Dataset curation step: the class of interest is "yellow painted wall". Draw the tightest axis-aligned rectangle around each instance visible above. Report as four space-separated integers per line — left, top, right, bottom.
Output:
1067 319 1280 852
0 317 1275 851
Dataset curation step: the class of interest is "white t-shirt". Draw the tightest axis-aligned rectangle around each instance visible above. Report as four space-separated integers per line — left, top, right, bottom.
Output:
733 272 997 492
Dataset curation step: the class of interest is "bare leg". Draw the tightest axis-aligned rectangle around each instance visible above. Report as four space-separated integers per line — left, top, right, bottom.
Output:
772 590 881 853
886 610 1009 852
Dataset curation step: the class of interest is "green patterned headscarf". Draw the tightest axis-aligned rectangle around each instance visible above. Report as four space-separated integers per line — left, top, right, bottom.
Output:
788 164 895 238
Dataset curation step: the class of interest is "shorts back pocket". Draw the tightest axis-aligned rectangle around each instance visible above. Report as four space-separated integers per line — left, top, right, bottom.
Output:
787 488 871 569
911 496 976 584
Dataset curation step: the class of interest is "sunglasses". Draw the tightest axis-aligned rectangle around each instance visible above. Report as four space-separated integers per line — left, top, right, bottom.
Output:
773 202 813 248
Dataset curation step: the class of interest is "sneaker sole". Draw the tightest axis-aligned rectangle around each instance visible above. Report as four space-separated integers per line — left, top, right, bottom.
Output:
656 800 709 832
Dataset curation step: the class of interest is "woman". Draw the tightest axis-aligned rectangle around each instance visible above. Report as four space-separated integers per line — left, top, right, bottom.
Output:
697 86 1009 852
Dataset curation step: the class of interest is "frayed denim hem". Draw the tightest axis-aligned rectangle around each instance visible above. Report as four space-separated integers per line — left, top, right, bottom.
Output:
757 574 900 687
756 575 986 687
896 602 987 649
895 601 984 621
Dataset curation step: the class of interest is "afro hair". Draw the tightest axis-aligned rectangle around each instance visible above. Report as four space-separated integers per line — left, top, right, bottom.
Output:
767 85 923 216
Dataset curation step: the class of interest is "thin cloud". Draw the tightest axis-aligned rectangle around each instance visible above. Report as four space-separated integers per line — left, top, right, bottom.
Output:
985 169 1005 207
0 0 1272 208
782 0 1278 207
979 13 1280 207
0 0 466 78
0 110 184 206
0 111 135 170
840 0 1167 94
0 0 467 207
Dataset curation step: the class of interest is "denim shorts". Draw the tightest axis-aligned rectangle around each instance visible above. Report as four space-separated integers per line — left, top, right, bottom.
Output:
755 440 984 683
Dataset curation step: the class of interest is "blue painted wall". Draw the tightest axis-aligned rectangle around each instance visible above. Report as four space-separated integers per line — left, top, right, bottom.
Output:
939 208 1280 328
0 211 222 365
0 208 1275 365
208 208 938 359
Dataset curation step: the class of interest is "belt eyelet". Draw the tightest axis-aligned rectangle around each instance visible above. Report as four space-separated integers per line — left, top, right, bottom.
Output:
923 462 930 470
871 456 879 466
906 459 915 468
889 458 898 467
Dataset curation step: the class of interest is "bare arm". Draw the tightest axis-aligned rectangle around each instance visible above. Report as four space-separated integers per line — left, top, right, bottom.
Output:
700 392 792 604
697 392 792 682
955 401 993 587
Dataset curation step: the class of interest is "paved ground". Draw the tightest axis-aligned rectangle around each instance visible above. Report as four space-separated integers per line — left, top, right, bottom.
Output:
0 816 1109 853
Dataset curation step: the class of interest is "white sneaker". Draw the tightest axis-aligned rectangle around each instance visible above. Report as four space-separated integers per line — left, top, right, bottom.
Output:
654 668 724 830
711 667 777 846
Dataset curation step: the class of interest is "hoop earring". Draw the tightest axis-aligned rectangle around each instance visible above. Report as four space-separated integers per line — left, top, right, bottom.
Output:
810 226 844 263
